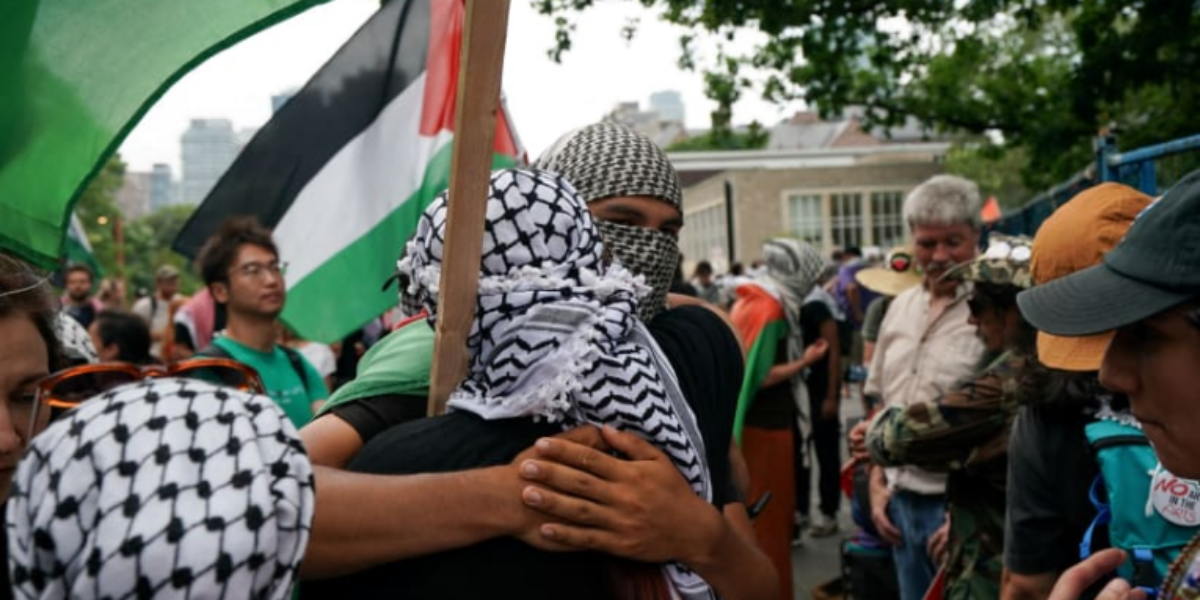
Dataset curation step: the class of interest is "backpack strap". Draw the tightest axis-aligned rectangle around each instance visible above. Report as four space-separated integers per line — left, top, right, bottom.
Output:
281 346 311 391
195 343 232 360
199 342 310 391
1081 475 1111 563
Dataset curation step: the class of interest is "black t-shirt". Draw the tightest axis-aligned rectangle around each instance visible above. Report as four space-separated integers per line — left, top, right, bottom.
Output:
1004 404 1100 575
800 300 837 407
65 303 96 329
305 306 744 599
745 335 793 430
327 305 743 506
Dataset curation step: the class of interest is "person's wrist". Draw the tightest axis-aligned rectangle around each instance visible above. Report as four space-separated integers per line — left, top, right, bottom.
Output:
474 466 526 538
681 500 728 570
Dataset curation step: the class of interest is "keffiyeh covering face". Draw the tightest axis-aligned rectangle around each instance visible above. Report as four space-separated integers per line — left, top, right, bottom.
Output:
759 239 826 439
533 122 683 322
7 378 314 600
399 168 714 599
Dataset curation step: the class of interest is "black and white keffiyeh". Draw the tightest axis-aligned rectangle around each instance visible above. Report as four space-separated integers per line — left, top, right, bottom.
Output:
7 378 314 600
533 122 683 322
399 168 714 599
55 312 98 364
751 239 825 440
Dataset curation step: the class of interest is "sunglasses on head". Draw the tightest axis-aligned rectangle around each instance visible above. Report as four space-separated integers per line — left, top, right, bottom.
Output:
29 359 265 438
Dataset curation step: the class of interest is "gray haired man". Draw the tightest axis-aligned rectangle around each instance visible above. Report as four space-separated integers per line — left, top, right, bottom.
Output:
849 175 988 600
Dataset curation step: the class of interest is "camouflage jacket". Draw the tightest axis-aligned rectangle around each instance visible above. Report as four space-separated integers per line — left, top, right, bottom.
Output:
867 351 1023 600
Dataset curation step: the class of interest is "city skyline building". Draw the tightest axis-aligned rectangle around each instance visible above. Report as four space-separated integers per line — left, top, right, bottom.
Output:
181 118 239 205
649 90 685 123
150 163 178 210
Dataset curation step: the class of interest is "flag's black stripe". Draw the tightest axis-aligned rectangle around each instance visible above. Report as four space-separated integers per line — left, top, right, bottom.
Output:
173 0 429 258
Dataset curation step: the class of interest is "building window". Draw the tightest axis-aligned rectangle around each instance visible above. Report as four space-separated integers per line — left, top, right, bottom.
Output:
871 191 905 249
787 194 823 245
830 192 864 249
681 204 728 271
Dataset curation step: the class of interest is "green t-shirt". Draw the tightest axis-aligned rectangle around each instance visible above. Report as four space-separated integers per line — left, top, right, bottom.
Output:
213 336 327 428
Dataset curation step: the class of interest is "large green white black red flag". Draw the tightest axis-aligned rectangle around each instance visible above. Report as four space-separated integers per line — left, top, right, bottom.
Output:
0 0 330 268
173 0 524 343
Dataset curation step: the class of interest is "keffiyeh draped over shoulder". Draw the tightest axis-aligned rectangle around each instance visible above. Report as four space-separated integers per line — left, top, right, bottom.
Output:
399 168 715 599
7 379 314 600
748 239 825 438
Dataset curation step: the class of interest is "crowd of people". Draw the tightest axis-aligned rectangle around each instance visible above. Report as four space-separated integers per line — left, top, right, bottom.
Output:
0 121 1196 600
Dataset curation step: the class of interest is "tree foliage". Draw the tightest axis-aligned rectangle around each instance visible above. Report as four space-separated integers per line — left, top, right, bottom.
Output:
666 121 769 151
536 0 1200 189
74 157 202 295
74 156 126 277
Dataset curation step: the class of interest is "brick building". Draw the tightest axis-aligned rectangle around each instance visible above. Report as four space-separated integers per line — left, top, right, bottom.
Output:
672 143 950 272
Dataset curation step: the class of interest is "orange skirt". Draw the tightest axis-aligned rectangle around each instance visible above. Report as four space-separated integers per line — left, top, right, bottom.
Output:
742 425 795 600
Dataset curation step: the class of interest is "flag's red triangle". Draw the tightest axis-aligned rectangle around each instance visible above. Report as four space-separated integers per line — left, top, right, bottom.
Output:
420 0 521 159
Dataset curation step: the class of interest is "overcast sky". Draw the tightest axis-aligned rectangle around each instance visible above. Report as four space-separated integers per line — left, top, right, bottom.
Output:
117 0 795 173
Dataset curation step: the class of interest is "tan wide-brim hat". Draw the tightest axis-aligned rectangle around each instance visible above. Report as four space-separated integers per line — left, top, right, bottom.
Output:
856 247 922 297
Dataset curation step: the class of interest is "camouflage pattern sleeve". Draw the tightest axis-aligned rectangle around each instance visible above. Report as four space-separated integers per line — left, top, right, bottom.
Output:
866 352 1020 472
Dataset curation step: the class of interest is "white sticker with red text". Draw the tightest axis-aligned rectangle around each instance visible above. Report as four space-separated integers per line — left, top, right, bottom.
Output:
1150 467 1200 526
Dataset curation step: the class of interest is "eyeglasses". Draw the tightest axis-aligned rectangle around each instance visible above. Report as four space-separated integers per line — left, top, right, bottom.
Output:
29 359 265 439
231 261 288 280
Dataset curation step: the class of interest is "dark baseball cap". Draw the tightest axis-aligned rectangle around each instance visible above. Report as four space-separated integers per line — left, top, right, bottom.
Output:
1017 170 1200 336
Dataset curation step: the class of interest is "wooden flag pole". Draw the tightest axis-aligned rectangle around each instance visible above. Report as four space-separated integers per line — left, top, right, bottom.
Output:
427 0 512 416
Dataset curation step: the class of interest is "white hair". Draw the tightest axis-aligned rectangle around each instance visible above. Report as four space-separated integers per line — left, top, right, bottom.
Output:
903 175 983 230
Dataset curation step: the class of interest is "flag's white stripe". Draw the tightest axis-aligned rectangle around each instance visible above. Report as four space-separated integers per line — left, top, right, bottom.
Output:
274 72 452 286
69 213 93 253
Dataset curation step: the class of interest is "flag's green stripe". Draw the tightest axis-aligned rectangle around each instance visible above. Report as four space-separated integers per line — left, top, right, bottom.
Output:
0 0 331 268
281 144 516 343
733 318 788 445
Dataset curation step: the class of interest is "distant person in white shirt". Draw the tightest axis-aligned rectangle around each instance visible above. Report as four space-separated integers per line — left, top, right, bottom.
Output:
131 265 184 360
281 324 337 392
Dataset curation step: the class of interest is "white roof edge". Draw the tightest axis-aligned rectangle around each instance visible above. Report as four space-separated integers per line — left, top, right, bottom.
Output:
667 142 953 171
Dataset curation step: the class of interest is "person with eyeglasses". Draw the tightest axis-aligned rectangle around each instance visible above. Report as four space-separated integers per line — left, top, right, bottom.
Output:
194 217 328 428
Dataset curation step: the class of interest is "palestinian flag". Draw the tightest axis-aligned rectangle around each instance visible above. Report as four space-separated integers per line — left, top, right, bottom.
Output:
0 0 330 268
64 213 104 278
729 283 789 444
173 0 524 344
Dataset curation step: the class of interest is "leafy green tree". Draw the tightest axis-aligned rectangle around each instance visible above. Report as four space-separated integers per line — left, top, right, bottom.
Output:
666 121 769 151
943 142 1033 210
74 155 126 277
536 0 1200 188
123 204 202 296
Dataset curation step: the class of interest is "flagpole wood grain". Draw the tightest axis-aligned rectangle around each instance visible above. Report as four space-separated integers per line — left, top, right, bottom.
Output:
428 0 512 417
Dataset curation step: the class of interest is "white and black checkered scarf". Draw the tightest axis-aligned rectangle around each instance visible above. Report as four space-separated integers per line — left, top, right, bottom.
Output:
7 379 314 600
399 168 715 599
533 122 683 322
748 239 825 440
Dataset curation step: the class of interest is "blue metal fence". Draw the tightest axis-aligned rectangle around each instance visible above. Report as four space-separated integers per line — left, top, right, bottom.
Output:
985 133 1200 237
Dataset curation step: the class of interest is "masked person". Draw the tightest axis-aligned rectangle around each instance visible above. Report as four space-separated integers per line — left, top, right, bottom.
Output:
299 127 770 597
301 168 772 599
728 238 830 595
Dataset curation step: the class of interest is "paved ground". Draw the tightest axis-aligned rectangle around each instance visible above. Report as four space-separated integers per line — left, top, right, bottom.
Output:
790 389 868 599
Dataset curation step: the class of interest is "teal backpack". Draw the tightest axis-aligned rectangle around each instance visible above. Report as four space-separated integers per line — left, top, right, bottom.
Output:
1082 420 1200 597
